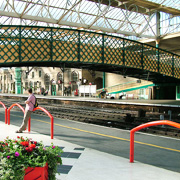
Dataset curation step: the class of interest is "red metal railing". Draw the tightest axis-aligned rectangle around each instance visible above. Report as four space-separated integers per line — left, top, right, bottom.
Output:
130 120 180 163
32 107 54 139
7 103 54 139
0 101 7 124
8 103 25 125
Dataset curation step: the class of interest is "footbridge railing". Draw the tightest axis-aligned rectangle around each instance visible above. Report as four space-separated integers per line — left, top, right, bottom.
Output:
130 120 180 163
97 80 154 95
0 25 180 80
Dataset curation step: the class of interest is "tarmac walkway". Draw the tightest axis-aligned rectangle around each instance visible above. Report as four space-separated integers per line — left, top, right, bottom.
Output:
0 121 180 180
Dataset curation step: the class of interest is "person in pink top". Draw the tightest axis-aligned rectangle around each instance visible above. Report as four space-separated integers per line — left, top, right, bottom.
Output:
16 88 36 133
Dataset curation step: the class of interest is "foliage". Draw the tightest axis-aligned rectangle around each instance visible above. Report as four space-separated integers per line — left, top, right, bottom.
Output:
0 136 63 180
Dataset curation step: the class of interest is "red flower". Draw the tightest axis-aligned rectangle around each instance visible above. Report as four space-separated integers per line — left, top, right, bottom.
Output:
17 136 20 139
25 147 33 152
29 144 36 149
20 141 29 146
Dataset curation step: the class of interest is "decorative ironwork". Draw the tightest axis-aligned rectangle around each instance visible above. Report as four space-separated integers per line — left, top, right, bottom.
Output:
0 25 180 81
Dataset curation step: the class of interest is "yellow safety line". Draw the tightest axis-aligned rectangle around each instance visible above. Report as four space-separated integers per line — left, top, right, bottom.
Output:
10 114 180 153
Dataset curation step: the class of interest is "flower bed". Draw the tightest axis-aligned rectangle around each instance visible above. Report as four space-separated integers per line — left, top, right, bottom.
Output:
0 136 63 180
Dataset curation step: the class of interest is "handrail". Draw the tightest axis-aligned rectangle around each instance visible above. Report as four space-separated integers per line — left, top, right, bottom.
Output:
8 103 25 125
0 25 179 82
32 106 54 139
0 101 7 124
96 80 154 94
130 120 180 163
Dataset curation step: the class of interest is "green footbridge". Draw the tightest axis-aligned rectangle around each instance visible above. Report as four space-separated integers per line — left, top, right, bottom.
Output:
0 25 180 83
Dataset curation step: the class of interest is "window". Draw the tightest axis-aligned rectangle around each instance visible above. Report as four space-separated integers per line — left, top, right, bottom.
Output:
1 76 2 80
11 83 13 90
71 71 78 91
38 81 41 88
11 75 12 80
44 74 50 90
32 72 34 78
29 81 33 88
26 73 28 79
4 75 6 80
25 82 28 89
34 82 37 90
39 70 41 77
71 71 78 82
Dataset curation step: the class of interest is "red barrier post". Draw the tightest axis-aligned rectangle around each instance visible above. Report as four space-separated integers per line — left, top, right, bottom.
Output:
5 108 7 124
0 101 8 124
33 107 54 139
28 117 31 132
8 103 25 125
130 120 180 163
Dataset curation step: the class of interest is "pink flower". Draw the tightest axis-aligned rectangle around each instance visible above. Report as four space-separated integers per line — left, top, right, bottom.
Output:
15 152 19 157
52 146 55 149
7 156 10 159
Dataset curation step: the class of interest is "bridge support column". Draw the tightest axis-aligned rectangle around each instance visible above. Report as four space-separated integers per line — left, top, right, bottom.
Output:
15 68 22 94
103 72 105 89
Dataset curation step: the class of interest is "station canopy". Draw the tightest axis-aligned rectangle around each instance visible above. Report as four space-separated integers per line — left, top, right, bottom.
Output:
0 0 180 41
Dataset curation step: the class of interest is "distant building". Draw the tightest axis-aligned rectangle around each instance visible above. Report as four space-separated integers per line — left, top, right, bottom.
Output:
0 67 153 99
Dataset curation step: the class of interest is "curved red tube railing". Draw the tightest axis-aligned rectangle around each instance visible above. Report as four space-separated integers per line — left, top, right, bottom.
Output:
8 103 25 125
0 101 7 124
130 120 180 163
32 107 54 139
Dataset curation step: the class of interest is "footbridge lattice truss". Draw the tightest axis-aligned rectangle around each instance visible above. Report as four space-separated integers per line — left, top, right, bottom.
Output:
1 25 180 83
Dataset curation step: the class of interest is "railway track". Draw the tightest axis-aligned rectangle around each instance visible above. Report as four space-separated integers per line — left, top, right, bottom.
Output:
0 97 180 138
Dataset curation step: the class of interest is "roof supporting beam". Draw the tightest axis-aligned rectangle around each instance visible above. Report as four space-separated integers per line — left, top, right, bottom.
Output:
57 0 82 24
89 0 180 16
0 10 155 39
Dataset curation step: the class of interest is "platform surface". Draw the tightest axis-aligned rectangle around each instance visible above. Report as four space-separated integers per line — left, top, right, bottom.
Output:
0 121 179 180
1 93 180 108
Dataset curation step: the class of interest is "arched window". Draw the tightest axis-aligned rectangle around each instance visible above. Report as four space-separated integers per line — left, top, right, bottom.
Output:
57 72 62 91
71 71 78 91
29 81 33 88
44 74 50 90
71 71 78 82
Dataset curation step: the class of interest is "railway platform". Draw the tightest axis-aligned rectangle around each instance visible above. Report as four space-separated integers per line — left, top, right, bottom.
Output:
0 93 180 179
0 121 179 180
1 93 180 107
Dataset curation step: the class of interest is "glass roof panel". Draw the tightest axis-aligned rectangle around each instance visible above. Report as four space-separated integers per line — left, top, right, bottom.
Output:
0 0 178 40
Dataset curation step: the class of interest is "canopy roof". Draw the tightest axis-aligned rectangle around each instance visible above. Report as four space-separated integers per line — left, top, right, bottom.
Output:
0 0 179 40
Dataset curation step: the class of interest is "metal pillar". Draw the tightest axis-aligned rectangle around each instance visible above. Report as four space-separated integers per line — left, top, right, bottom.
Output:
15 68 22 94
103 72 105 89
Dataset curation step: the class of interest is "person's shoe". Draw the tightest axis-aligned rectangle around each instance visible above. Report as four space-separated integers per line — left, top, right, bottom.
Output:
15 130 23 133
